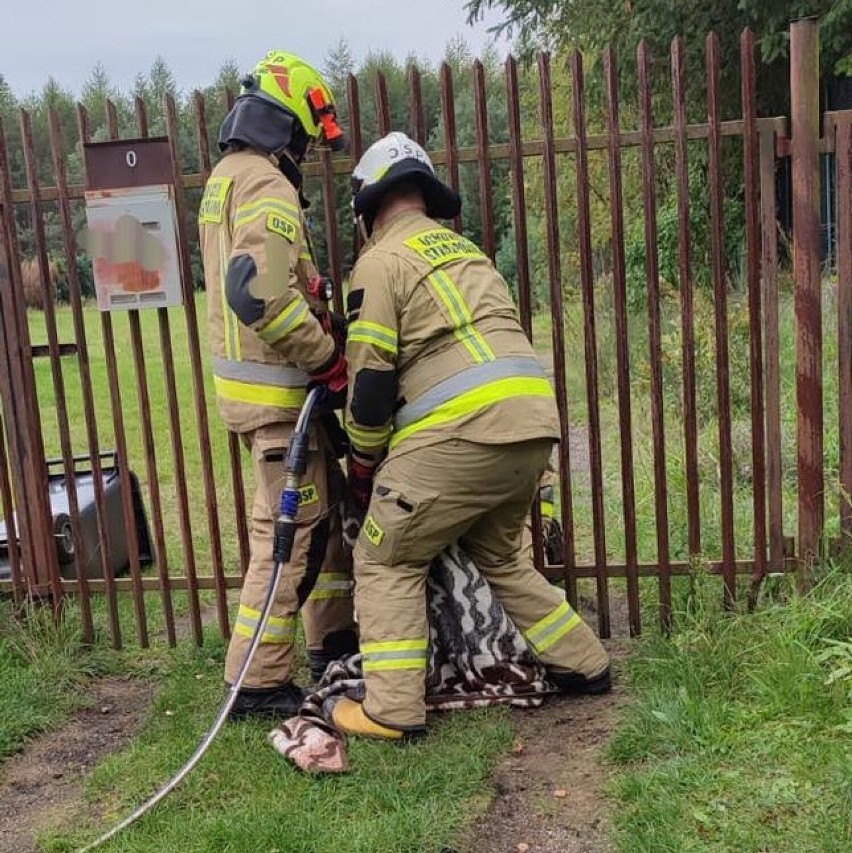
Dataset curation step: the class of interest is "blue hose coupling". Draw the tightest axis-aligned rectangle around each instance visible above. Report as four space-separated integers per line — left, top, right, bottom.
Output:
280 487 300 519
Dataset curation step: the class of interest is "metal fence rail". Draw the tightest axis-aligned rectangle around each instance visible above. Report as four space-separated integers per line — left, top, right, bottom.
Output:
0 21 849 647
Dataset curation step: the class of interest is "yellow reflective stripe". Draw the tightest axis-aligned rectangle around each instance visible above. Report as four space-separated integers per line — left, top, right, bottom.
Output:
233 196 300 228
219 229 233 359
540 500 555 520
428 269 495 363
390 376 553 449
214 375 307 408
345 421 391 449
218 227 242 359
258 298 310 345
361 639 427 653
348 320 398 355
362 638 428 672
524 601 581 654
363 658 428 672
234 604 295 644
308 573 353 600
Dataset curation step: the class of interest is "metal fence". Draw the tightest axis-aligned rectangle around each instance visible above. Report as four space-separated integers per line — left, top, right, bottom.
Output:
0 20 850 647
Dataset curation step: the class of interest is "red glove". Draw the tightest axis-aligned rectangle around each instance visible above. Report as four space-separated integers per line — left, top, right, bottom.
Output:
308 349 347 410
347 458 374 512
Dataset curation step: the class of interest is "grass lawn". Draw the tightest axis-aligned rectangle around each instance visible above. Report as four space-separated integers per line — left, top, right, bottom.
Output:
607 560 852 852
1 282 847 851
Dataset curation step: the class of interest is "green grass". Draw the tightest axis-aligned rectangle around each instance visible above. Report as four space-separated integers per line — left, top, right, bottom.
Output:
37 627 511 853
7 278 849 851
606 560 852 852
0 594 511 852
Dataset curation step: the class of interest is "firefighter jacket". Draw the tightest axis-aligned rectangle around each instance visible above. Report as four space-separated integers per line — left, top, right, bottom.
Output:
199 149 335 433
344 209 560 468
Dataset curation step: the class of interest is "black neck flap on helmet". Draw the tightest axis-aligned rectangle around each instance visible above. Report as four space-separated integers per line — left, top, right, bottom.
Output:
353 159 461 235
218 93 311 205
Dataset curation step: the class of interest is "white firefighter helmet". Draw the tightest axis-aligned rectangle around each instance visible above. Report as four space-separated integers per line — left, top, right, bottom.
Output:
351 131 461 228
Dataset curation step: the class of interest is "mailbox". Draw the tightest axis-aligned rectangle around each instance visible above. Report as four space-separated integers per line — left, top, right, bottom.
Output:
81 137 184 311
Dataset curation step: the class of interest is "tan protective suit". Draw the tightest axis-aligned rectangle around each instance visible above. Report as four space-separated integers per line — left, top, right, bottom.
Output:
344 210 609 731
199 149 355 688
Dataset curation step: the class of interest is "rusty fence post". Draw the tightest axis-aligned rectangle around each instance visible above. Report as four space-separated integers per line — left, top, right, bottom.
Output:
791 18 823 586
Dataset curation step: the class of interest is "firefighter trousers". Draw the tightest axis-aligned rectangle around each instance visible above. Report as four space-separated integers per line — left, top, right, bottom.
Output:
353 437 610 730
224 420 356 689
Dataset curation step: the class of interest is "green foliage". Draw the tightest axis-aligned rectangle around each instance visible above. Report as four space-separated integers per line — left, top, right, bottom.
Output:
466 0 852 116
624 156 746 313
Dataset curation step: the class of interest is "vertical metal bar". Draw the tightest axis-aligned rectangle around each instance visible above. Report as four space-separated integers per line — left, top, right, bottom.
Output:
506 56 533 338
836 115 852 538
706 33 737 606
347 74 364 162
742 30 768 610
539 53 578 610
791 18 824 579
0 119 55 606
179 93 230 639
473 60 496 261
506 56 544 572
604 48 640 636
320 149 345 313
0 118 61 601
0 413 23 601
195 92 250 579
126 97 178 645
0 197 24 602
166 93 225 643
103 99 150 644
506 55 545 575
571 50 610 636
49 106 125 643
0 261 28 604
440 63 463 233
409 65 426 146
760 122 785 570
638 42 672 620
671 37 702 560
347 74 364 265
20 109 94 635
375 72 391 136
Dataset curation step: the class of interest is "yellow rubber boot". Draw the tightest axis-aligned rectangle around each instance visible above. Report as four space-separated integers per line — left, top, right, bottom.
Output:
331 698 404 741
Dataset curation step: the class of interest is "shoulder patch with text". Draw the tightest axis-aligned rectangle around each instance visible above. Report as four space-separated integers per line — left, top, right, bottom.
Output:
363 515 385 546
198 177 233 224
266 211 298 243
298 482 320 507
404 228 485 268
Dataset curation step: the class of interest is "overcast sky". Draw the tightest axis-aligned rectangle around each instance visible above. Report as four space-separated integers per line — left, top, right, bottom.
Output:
1 1 509 98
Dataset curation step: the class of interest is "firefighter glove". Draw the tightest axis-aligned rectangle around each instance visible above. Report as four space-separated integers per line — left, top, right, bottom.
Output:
308 348 348 410
347 458 374 512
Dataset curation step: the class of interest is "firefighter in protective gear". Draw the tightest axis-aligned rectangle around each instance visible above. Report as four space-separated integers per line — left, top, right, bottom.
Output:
199 49 356 719
331 132 611 740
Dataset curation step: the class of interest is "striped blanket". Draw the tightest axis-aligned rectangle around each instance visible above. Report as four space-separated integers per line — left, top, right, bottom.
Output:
269 543 551 773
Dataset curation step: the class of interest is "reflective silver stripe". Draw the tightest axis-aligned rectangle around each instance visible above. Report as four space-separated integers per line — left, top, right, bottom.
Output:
212 356 308 387
394 356 548 431
364 648 428 663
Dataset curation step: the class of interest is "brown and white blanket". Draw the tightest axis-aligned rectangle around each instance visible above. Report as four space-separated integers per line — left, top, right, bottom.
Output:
269 543 553 773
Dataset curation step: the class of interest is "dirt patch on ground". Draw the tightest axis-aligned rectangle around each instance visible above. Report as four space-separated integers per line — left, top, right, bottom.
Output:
460 638 629 853
0 677 155 853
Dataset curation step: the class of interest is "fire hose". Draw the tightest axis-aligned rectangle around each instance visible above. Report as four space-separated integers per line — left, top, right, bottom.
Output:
78 386 325 853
